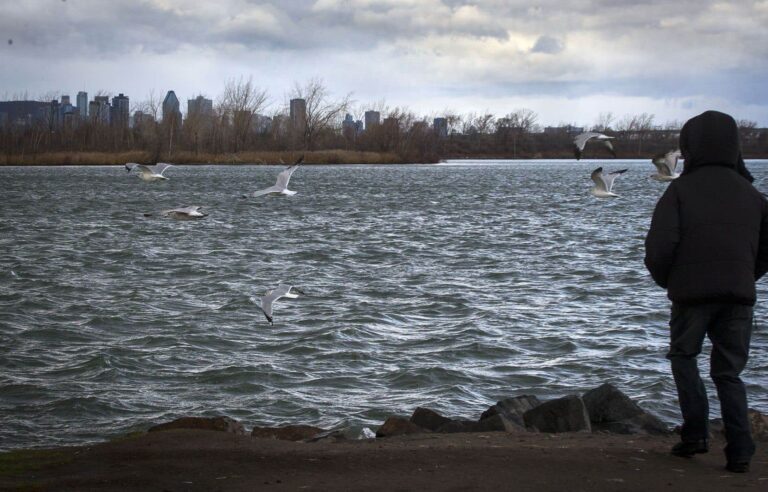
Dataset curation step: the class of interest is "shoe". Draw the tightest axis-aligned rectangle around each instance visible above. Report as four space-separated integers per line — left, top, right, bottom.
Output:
726 461 750 473
670 440 709 457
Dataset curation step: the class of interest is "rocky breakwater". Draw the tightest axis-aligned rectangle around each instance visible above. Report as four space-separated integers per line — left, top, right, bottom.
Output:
376 383 670 438
144 383 768 443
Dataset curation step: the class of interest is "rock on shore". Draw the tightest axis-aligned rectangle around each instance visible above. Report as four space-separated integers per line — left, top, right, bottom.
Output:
148 416 245 435
143 383 768 443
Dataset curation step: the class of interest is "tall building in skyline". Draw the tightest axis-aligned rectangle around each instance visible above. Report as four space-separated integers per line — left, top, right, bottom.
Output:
76 91 88 119
253 113 273 134
342 113 363 139
364 110 380 130
289 98 307 135
187 95 213 117
91 96 111 125
132 110 154 127
162 90 182 126
58 95 74 127
433 117 448 138
48 99 60 130
0 101 49 126
111 93 130 128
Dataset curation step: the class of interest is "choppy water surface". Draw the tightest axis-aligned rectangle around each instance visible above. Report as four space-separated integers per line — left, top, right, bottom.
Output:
1 160 767 450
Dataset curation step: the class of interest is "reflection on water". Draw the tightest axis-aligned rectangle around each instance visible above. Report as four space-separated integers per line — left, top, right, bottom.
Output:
1 160 767 450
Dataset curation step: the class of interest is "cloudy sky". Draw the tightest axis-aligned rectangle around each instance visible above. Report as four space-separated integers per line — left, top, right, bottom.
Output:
1 0 767 126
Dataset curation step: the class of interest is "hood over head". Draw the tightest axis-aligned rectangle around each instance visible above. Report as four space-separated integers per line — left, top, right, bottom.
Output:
680 110 753 182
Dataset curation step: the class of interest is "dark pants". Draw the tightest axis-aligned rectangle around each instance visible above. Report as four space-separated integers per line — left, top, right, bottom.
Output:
667 303 755 462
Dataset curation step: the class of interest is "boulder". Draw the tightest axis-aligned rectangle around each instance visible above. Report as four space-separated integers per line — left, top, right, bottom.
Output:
582 384 644 422
709 409 768 442
582 384 669 435
410 407 453 431
435 419 480 433
523 395 591 433
592 413 670 436
376 416 427 438
748 409 768 441
480 395 540 427
148 416 245 435
251 425 325 441
475 414 526 433
409 407 524 434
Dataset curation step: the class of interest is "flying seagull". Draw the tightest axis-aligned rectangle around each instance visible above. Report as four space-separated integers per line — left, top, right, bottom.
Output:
162 206 208 220
650 150 682 182
251 155 304 197
573 132 616 160
590 167 628 198
257 284 305 325
125 162 174 182
142 206 208 219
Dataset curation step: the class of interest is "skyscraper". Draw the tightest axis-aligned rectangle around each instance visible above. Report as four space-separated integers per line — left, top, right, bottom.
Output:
289 98 307 134
91 96 111 125
187 95 213 117
0 101 50 126
364 110 380 130
48 99 59 130
76 91 88 119
433 117 448 138
162 90 182 126
111 93 130 128
58 95 74 126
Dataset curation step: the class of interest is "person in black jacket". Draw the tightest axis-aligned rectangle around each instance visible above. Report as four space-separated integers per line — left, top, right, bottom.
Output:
645 110 768 473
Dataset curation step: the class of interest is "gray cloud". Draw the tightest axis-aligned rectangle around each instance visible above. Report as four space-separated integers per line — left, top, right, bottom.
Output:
0 0 766 124
530 36 564 54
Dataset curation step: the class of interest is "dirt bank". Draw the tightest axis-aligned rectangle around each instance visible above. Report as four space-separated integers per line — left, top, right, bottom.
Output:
1 430 765 491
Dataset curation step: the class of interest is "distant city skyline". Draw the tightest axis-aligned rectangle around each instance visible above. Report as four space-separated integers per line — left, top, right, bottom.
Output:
1 1 767 126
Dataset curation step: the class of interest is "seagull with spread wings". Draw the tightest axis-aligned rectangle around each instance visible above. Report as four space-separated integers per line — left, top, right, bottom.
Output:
573 132 616 160
251 155 304 197
257 284 305 325
125 162 174 182
143 206 208 219
590 167 628 198
162 206 208 220
650 150 682 182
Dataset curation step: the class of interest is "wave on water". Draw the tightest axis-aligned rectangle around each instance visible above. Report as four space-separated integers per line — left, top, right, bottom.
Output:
1 161 768 450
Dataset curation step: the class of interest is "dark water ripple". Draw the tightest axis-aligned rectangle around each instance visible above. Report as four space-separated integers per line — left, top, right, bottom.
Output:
1 161 768 450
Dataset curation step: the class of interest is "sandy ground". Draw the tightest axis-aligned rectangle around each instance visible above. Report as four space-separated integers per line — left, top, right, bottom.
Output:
1 430 766 491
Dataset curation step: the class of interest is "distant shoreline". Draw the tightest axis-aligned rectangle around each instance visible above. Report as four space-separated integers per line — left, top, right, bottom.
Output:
3 150 768 166
0 150 417 166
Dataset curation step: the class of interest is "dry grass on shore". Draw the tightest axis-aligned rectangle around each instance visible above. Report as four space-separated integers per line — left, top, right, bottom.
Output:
2 149 408 166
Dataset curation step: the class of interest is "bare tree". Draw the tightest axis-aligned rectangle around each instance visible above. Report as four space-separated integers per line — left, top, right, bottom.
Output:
592 112 615 132
290 78 351 150
183 93 213 157
130 90 164 161
738 119 759 143
496 108 538 157
218 76 269 152
737 119 758 129
136 89 162 121
617 112 655 154
477 113 497 134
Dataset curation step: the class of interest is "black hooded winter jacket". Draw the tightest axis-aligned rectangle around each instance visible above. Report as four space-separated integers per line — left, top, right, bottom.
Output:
644 110 768 305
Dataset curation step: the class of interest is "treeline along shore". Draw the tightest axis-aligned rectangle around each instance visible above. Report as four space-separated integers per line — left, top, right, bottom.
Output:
0 149 406 166
4 128 768 166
